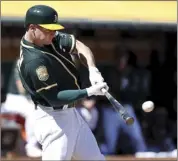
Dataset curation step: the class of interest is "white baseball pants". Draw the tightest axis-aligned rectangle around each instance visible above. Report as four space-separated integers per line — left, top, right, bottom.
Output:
33 107 105 160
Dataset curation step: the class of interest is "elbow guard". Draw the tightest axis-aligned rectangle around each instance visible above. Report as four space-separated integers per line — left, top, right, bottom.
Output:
56 32 76 54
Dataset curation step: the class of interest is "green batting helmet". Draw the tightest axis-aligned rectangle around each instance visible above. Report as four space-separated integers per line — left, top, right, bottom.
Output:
25 5 64 30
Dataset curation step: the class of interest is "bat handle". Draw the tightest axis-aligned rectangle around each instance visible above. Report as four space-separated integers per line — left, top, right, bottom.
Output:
101 88 108 94
101 88 112 99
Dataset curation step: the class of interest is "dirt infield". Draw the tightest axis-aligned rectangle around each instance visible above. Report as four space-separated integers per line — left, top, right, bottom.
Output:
1 156 177 161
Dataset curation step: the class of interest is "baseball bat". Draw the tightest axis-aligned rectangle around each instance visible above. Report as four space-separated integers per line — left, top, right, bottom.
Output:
101 88 134 125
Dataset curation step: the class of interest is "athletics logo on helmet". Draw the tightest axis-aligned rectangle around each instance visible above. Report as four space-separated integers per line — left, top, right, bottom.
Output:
54 15 58 23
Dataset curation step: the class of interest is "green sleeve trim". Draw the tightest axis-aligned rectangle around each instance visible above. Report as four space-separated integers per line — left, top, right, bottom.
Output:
57 89 87 105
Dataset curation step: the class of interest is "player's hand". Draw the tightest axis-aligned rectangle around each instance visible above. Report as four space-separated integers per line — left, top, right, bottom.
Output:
89 67 104 85
86 82 109 96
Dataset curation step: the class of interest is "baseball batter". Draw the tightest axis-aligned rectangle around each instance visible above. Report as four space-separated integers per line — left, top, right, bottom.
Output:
17 5 108 160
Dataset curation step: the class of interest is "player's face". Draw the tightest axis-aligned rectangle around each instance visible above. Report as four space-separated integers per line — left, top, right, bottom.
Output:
33 25 56 45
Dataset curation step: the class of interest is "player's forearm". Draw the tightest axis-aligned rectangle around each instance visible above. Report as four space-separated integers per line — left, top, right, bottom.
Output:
48 82 106 107
75 40 96 67
56 82 107 105
44 89 88 107
57 89 88 105
81 52 96 67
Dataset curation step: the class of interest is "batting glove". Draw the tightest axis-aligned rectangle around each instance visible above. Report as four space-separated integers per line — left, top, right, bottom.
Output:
86 82 109 96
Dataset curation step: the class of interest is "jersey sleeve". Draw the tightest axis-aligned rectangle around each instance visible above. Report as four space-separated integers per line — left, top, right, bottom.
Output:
25 58 89 107
26 58 60 106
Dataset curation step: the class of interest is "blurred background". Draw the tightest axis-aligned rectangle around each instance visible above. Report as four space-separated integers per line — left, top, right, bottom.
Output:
1 1 177 160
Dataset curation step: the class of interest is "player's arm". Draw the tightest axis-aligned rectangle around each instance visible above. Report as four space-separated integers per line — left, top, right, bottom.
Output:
53 31 95 68
54 33 107 88
26 58 106 107
75 40 96 67
75 40 105 85
53 32 94 69
53 32 82 67
55 32 97 68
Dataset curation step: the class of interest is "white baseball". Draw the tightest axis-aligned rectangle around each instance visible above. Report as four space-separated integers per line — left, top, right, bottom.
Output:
142 101 154 112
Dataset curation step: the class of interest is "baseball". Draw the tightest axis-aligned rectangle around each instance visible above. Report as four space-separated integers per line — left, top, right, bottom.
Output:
142 101 154 112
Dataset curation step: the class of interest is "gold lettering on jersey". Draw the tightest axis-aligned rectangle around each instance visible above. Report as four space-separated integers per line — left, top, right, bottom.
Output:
36 66 49 81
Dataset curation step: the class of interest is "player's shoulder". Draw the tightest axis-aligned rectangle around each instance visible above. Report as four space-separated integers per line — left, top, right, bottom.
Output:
20 38 43 58
25 57 50 70
20 37 49 63
21 48 47 70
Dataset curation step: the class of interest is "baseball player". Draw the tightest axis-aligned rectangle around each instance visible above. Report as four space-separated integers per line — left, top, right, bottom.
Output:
17 5 108 160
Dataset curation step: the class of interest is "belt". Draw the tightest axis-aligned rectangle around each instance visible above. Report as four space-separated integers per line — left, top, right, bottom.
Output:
37 102 75 111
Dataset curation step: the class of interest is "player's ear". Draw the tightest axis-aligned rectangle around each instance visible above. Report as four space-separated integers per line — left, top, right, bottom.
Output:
29 24 36 31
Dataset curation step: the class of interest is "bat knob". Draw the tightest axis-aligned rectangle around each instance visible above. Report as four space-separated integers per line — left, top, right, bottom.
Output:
122 113 134 125
125 117 134 125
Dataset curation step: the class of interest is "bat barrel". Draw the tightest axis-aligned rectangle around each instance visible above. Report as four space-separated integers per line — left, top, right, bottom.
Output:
102 88 134 125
